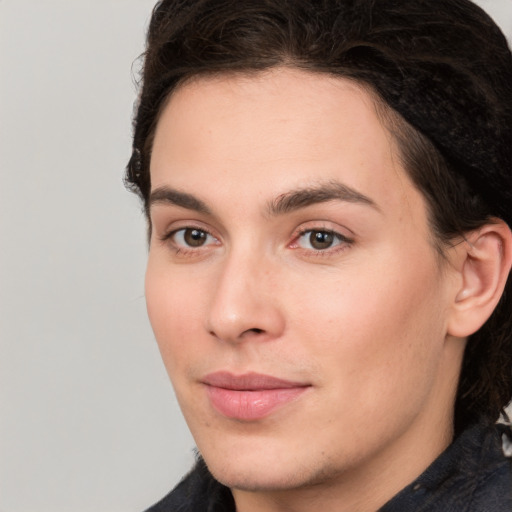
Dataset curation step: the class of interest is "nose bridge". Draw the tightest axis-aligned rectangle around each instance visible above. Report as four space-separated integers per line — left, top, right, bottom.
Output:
206 243 284 343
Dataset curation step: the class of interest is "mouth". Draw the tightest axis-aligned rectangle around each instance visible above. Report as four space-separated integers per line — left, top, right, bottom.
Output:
202 371 311 421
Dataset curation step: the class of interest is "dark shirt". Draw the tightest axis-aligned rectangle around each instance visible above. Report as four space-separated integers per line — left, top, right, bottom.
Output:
145 421 512 511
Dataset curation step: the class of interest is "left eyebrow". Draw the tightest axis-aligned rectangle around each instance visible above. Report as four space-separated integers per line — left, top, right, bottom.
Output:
267 180 380 216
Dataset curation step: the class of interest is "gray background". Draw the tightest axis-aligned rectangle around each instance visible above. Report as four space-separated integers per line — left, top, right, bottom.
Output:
1 1 510 511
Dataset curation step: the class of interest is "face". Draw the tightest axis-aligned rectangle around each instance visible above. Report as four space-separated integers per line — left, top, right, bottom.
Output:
146 68 462 499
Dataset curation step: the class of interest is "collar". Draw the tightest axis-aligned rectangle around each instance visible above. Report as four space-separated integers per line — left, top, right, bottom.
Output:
380 420 512 511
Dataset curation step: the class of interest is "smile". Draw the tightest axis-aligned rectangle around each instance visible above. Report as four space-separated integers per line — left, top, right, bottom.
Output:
202 372 311 421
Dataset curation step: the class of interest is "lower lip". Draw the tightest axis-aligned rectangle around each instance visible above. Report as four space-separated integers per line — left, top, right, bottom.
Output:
206 385 308 421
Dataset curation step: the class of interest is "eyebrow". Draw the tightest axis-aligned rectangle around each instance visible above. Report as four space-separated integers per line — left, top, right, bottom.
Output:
149 180 379 217
149 187 212 215
267 181 379 216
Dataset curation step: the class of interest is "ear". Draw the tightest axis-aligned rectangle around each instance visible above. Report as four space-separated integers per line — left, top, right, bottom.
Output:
447 219 512 338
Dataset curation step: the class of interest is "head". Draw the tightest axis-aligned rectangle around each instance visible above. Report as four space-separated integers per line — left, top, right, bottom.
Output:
126 0 512 503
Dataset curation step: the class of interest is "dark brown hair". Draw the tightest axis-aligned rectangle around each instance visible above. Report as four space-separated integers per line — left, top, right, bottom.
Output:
126 0 512 432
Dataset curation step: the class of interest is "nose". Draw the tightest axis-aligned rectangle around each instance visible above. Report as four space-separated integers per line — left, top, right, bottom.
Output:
205 251 285 344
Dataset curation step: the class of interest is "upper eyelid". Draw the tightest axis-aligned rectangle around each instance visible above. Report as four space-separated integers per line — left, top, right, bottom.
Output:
157 221 354 248
166 226 217 242
297 227 349 238
293 228 353 246
159 222 216 240
159 227 220 255
293 221 354 239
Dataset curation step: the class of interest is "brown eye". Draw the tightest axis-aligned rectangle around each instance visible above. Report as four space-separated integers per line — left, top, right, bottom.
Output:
309 231 335 250
183 228 208 247
170 227 216 249
295 229 349 252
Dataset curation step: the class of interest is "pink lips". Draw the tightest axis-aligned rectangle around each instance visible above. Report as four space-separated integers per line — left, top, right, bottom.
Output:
203 372 310 421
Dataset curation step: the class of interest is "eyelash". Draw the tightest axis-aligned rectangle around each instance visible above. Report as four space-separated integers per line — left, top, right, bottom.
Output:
160 226 219 255
291 228 353 257
159 226 353 257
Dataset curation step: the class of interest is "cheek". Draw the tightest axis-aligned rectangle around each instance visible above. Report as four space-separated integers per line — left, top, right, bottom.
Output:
145 260 206 372
290 250 447 388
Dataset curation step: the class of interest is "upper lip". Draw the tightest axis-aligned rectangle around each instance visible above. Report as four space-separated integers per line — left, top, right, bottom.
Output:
202 371 309 391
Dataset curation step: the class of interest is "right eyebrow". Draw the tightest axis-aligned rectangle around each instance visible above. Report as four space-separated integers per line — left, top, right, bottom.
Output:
149 186 212 215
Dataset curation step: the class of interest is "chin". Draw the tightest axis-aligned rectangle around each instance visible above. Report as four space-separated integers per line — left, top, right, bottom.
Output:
198 435 341 493
207 459 316 493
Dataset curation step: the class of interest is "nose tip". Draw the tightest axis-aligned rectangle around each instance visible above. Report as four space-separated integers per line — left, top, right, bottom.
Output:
207 298 284 344
205 259 285 344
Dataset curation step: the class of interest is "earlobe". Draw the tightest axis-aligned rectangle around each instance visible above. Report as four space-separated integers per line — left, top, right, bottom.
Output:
447 220 512 338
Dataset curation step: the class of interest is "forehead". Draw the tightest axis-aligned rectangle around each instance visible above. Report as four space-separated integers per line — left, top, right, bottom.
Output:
150 67 426 227
153 69 387 172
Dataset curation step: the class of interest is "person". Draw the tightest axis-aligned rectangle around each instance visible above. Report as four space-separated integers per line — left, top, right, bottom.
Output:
126 0 512 510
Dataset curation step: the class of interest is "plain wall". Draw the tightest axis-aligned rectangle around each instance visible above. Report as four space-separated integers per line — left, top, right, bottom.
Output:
0 1 510 511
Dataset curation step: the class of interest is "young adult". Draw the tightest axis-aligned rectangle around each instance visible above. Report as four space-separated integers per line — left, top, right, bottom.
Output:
126 1 512 510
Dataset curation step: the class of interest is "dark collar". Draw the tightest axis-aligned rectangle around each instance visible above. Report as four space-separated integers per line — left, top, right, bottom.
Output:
380 421 512 511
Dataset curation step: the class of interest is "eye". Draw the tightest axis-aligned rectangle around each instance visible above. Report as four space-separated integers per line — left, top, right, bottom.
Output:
295 229 349 251
170 227 217 248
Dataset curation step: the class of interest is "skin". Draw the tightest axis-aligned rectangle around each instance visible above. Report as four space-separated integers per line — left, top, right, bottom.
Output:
145 68 468 512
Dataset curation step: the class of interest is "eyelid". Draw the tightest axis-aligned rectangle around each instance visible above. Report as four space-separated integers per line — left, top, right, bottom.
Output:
288 224 354 255
295 229 350 246
155 220 353 257
290 220 353 241
159 225 220 252
157 218 216 240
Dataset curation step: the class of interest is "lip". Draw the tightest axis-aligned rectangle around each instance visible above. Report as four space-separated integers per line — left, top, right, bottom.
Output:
202 371 310 421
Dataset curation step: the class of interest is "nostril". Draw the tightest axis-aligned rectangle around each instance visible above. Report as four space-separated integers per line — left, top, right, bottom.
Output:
208 327 264 341
209 326 267 343
240 327 265 337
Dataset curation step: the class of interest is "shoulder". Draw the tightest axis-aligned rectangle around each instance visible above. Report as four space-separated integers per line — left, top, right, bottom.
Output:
381 421 511 512
468 423 512 512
